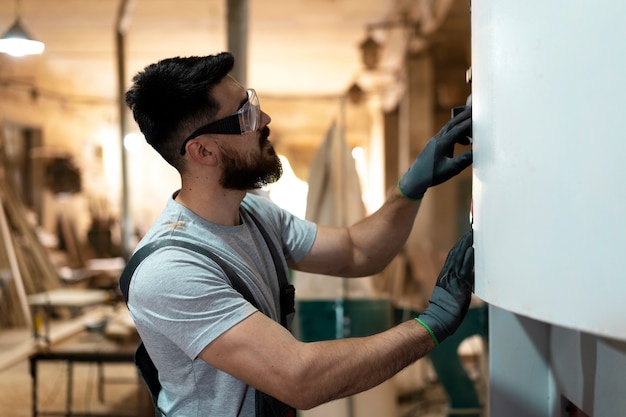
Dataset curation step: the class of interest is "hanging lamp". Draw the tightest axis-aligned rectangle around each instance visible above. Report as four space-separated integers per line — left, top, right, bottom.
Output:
0 0 44 57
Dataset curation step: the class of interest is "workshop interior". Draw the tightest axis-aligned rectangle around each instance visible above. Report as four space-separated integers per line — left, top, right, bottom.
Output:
0 0 624 416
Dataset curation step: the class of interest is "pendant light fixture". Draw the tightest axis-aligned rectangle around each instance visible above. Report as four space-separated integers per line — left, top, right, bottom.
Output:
0 0 45 57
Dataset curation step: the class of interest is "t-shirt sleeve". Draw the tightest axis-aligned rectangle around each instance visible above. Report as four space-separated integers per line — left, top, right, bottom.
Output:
244 193 317 264
128 247 258 360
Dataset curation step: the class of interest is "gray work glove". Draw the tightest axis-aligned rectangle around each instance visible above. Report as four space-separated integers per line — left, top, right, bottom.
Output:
398 107 472 200
416 230 474 346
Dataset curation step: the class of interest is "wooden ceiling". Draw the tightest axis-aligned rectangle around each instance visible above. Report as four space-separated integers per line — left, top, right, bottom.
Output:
0 0 470 173
0 0 399 98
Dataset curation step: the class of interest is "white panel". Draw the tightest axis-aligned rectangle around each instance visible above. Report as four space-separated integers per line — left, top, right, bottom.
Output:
551 326 626 415
488 306 556 417
472 0 626 340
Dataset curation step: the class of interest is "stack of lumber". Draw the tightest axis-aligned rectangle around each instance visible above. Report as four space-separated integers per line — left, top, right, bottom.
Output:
0 172 60 329
0 172 130 373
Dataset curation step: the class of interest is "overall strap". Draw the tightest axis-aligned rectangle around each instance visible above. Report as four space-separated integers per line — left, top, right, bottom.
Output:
119 239 257 308
241 201 289 289
119 202 289 316
117 202 296 417
241 199 295 329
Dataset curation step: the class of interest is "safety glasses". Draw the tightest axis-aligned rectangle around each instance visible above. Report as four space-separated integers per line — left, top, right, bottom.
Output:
179 88 261 155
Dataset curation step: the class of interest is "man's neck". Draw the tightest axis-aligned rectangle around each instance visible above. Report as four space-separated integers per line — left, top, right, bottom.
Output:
175 183 246 226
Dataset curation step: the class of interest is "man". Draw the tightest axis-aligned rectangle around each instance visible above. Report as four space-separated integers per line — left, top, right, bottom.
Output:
124 52 474 416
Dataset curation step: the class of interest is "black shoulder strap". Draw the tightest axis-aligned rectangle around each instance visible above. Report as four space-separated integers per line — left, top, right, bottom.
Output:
118 203 297 417
119 202 293 326
119 238 258 309
241 200 289 288
241 199 295 328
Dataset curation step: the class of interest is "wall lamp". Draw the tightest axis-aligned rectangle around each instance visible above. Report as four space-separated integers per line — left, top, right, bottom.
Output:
359 15 422 71
359 32 382 71
0 0 45 57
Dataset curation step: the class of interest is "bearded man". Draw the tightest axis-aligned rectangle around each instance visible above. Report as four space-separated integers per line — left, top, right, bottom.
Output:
123 52 474 417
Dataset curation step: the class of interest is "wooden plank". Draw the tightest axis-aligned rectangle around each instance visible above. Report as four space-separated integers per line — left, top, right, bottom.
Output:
0 172 64 329
0 175 59 292
0 193 32 330
27 288 109 307
0 305 112 372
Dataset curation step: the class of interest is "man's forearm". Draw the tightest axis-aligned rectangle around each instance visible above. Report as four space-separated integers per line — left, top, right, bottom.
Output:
290 319 434 409
292 186 421 278
346 186 421 276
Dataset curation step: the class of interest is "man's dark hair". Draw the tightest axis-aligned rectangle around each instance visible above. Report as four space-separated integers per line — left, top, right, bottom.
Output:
125 52 235 169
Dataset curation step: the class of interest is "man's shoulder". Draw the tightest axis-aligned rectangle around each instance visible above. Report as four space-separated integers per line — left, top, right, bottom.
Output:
242 191 276 211
241 192 284 225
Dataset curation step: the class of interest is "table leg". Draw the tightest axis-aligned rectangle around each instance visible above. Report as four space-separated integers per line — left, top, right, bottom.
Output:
29 356 38 417
98 361 104 402
66 361 73 417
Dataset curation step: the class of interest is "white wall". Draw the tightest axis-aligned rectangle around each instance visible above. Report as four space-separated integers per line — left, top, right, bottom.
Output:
472 1 626 415
473 0 626 341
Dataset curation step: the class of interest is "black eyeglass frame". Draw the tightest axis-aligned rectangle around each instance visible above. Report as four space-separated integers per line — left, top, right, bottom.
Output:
179 88 260 155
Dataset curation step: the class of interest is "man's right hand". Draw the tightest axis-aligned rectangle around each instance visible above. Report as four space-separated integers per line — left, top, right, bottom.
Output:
415 230 475 345
398 107 472 200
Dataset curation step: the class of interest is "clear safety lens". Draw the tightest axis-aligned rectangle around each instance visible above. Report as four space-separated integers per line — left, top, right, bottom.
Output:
237 89 261 133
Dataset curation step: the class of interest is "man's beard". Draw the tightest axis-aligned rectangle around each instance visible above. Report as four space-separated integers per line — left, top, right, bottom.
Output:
219 126 283 190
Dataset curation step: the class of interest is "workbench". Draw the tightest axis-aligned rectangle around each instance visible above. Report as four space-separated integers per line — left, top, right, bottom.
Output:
27 288 111 344
29 330 148 417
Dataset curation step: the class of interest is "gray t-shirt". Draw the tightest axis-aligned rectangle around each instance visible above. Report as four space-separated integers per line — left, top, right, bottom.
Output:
127 192 316 416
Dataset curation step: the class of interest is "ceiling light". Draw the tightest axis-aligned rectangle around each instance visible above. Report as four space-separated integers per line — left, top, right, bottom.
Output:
0 0 44 57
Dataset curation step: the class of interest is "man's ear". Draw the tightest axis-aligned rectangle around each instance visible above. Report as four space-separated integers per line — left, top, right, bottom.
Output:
187 139 218 166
